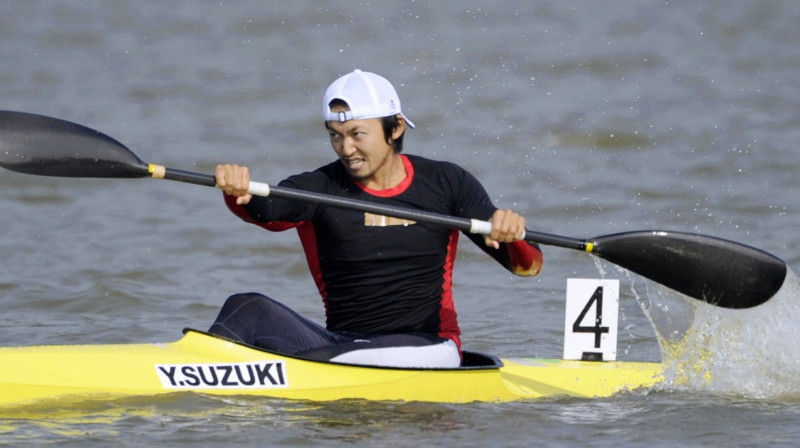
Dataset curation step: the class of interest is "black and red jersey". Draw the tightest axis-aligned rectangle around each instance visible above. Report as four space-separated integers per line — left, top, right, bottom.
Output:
224 154 543 349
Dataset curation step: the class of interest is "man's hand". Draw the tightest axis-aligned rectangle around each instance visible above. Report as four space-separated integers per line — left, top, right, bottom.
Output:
215 164 253 205
484 209 526 249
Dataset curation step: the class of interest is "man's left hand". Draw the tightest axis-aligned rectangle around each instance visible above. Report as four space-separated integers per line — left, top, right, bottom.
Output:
484 209 526 249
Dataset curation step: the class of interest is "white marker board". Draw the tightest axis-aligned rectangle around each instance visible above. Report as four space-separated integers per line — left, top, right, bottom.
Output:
563 278 619 361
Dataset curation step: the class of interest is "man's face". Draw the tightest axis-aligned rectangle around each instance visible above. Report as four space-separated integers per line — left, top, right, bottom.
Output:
326 108 397 184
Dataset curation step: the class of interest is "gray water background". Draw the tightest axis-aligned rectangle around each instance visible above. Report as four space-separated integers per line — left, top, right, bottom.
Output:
1 1 800 446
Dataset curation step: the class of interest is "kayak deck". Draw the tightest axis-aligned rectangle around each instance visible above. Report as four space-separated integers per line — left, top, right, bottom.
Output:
0 329 663 407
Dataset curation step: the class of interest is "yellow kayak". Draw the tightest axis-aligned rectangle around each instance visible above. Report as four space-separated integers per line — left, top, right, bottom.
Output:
0 329 663 407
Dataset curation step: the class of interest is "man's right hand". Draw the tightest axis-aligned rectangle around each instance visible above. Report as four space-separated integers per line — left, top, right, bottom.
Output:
215 164 253 205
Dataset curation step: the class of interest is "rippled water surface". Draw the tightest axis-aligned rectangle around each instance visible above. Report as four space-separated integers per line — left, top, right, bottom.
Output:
2 1 800 446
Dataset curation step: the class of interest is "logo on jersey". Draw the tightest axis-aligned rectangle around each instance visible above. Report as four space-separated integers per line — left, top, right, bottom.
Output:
364 212 417 227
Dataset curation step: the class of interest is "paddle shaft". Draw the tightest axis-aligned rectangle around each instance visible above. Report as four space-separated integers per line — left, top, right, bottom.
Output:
1 110 787 308
149 163 788 309
151 165 588 250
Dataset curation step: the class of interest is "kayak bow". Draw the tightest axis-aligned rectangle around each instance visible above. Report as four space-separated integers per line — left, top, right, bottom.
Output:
0 330 663 407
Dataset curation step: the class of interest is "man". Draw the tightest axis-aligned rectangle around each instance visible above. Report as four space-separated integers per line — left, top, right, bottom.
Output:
210 69 543 368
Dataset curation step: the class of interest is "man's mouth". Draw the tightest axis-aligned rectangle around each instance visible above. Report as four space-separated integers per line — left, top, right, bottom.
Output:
343 157 365 171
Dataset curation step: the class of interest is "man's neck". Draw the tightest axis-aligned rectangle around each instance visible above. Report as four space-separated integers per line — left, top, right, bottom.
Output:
361 154 406 190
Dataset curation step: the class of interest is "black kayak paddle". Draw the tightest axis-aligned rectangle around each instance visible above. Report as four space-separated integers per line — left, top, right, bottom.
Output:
0 110 787 309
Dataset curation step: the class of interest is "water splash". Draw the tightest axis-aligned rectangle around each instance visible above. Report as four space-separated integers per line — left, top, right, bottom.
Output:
637 269 800 400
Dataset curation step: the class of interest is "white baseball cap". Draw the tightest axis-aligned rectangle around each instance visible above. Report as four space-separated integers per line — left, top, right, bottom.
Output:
322 69 415 128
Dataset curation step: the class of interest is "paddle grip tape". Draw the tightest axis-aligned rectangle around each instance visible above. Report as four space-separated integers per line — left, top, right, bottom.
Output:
469 221 529 242
248 181 271 197
470 219 493 235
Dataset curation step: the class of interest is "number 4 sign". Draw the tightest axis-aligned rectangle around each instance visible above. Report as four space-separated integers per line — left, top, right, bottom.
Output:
563 278 619 361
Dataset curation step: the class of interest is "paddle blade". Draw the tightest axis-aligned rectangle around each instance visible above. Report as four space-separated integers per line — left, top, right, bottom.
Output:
0 110 149 178
591 231 786 309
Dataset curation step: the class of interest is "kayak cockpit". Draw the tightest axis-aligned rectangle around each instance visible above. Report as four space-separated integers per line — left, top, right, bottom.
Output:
460 351 503 369
182 328 504 370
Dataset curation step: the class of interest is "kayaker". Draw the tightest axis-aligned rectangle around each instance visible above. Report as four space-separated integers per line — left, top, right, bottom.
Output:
210 69 543 368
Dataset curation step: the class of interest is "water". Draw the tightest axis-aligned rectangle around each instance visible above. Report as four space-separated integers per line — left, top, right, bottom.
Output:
642 270 800 400
2 0 800 446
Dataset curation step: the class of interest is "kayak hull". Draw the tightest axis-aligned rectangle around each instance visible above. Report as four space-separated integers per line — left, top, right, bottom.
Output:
0 330 663 407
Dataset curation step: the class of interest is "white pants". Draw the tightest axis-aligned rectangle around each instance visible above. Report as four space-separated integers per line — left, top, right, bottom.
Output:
330 339 461 368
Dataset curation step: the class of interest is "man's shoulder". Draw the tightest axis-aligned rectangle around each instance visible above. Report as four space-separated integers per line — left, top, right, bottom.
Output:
405 154 492 214
281 160 343 189
298 159 341 176
405 154 465 176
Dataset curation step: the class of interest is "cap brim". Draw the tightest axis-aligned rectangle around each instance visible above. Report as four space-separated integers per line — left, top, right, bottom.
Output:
402 113 415 129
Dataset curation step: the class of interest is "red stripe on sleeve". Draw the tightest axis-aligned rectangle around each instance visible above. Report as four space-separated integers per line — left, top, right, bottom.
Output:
506 241 543 277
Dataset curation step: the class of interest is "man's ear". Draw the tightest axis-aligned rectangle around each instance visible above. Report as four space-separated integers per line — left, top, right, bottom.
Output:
391 115 406 141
